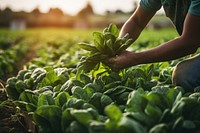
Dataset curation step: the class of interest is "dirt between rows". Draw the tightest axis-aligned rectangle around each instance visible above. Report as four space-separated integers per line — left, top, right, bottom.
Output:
0 42 39 133
0 88 30 133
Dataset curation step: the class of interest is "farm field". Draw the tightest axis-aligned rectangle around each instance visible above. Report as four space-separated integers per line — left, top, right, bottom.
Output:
1 26 200 133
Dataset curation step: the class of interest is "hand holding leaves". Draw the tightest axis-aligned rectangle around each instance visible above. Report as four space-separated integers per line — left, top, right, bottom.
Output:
77 23 134 73
105 50 136 71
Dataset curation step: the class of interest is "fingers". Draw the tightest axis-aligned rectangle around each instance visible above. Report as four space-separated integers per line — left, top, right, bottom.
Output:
104 55 117 65
104 55 122 71
104 51 134 71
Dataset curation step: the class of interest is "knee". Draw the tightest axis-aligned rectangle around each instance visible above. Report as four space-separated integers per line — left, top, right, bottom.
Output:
172 64 185 85
172 61 193 91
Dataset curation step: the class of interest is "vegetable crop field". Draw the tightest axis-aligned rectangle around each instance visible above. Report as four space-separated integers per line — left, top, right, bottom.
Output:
1 25 200 133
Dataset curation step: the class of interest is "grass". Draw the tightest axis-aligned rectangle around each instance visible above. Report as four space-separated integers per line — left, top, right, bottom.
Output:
0 27 178 42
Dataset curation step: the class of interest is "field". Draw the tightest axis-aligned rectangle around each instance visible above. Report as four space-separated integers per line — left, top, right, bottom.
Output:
1 26 200 133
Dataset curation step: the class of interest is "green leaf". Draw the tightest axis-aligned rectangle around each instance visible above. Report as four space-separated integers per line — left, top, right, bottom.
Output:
14 101 27 111
17 70 29 80
7 77 17 88
108 24 119 38
149 123 168 133
121 33 130 42
144 102 162 122
89 92 103 113
100 94 113 108
126 90 147 112
38 94 55 107
19 90 37 105
83 83 98 97
159 109 172 123
112 86 134 95
93 32 104 52
116 39 133 54
66 121 88 133
31 68 46 79
146 64 154 81
88 120 106 133
129 112 152 126
26 103 37 112
71 109 94 126
55 92 70 107
80 74 92 84
118 116 147 133
105 39 115 56
78 42 98 52
71 86 89 101
6 85 19 100
41 68 59 86
116 92 130 105
64 98 84 109
166 88 181 107
15 80 26 93
61 109 74 132
103 81 122 91
6 77 19 100
146 92 170 110
172 116 184 132
105 104 122 121
113 38 123 51
104 32 116 43
33 105 62 133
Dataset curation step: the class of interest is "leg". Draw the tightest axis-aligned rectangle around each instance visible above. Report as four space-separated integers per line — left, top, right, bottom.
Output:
172 54 200 92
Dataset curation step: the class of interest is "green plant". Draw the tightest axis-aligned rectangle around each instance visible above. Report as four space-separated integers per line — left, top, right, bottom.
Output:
77 24 133 73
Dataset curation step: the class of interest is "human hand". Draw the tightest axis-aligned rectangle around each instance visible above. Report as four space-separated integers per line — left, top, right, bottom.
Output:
105 50 136 71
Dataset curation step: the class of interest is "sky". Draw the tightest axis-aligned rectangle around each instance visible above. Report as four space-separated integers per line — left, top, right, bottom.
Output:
0 0 139 15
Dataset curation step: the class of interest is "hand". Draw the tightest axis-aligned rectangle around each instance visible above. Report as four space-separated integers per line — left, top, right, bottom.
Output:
105 51 136 71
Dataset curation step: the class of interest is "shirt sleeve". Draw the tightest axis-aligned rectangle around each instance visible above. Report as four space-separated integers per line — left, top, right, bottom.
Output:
140 0 162 11
189 0 200 16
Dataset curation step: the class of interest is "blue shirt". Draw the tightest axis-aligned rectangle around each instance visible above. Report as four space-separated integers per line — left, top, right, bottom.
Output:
140 0 200 35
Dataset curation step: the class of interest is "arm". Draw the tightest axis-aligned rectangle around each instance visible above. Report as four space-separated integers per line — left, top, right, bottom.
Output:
108 12 200 70
133 13 200 64
119 6 156 40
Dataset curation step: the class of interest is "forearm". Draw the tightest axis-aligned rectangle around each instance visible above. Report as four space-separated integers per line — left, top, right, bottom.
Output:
119 6 156 42
132 13 200 66
119 18 143 42
133 37 198 65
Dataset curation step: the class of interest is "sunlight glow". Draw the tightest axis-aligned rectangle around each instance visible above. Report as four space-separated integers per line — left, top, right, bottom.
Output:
0 0 137 15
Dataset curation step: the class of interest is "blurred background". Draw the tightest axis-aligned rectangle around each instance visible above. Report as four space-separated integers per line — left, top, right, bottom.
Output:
0 0 173 30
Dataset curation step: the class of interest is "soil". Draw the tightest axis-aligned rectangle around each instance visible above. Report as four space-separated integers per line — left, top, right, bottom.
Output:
0 89 30 133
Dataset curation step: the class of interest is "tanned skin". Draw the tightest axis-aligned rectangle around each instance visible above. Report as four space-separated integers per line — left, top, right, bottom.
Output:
107 6 200 71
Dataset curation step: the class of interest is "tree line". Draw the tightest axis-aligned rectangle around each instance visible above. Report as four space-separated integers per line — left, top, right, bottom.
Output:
0 2 136 28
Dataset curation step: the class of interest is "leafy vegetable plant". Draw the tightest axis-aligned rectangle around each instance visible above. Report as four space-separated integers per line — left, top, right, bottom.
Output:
77 23 133 72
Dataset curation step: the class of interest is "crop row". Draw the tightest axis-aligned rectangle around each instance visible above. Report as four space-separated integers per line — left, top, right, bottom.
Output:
4 25 200 133
0 38 31 80
6 63 200 133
